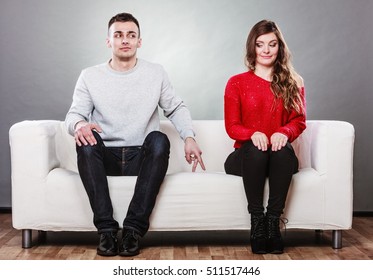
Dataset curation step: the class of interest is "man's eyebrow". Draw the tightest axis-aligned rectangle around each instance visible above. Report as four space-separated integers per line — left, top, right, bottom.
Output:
113 30 137 34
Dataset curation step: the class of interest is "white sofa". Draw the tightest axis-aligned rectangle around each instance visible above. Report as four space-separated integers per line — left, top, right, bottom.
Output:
9 120 355 249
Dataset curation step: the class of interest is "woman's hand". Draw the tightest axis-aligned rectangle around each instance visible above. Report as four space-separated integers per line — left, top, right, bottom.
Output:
270 132 288 151
251 132 269 151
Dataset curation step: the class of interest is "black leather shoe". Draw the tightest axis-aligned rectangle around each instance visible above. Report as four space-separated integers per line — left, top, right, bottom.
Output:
97 232 118 256
119 229 140 256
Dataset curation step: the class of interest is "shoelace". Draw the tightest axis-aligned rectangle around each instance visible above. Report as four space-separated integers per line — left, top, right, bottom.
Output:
267 216 288 237
123 230 139 241
251 215 266 239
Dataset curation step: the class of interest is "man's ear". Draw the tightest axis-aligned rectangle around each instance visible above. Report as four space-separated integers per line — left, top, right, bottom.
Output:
106 37 112 48
137 38 142 48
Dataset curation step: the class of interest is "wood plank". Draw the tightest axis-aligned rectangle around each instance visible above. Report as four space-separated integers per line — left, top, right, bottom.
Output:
0 214 372 260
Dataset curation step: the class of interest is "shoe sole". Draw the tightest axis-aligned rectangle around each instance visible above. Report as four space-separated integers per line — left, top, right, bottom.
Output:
119 250 140 257
252 250 267 254
97 250 118 257
268 250 284 254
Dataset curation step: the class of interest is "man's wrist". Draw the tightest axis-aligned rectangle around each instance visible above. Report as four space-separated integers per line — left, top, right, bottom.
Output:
74 120 87 132
185 136 196 143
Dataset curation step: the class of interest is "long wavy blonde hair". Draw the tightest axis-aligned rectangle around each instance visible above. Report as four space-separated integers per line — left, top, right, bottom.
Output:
245 20 304 113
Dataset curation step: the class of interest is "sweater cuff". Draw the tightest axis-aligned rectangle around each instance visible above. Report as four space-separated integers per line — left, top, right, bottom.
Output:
276 127 292 142
181 130 195 142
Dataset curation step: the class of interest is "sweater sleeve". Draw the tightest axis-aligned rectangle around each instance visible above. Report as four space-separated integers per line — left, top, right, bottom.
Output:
276 87 307 142
224 78 256 142
64 70 94 136
158 68 195 141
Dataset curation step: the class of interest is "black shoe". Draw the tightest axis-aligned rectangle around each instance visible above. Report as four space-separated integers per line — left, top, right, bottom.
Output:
266 214 286 254
119 229 140 256
250 213 267 254
97 231 118 256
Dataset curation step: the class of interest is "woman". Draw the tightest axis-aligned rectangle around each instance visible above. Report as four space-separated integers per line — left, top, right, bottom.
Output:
224 20 306 254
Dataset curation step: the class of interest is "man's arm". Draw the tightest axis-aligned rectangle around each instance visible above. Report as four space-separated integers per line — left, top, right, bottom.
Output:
65 70 95 137
158 68 205 172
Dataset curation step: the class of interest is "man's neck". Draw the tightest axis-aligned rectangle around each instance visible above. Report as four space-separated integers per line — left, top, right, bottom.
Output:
109 57 138 72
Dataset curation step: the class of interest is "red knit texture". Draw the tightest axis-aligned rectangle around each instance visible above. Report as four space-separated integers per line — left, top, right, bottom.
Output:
224 71 306 148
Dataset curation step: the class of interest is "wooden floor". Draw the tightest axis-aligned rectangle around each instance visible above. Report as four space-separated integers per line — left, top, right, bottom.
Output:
1 213 372 260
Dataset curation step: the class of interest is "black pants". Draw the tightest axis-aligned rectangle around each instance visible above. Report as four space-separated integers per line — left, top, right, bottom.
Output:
76 131 170 236
224 141 298 216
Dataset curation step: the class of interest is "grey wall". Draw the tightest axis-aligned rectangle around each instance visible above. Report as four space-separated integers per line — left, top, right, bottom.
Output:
1 0 372 211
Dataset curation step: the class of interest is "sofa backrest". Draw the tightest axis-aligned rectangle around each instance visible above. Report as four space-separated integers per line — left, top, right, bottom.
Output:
160 120 235 173
55 120 318 174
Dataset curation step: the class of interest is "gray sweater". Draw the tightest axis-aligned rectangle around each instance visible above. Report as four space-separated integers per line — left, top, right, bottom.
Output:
65 59 195 147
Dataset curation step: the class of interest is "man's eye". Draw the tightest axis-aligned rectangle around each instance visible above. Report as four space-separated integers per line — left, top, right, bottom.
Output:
114 33 122 38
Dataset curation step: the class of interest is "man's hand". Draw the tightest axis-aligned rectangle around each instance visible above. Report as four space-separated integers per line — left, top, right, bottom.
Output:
270 132 288 151
74 121 102 146
184 137 206 172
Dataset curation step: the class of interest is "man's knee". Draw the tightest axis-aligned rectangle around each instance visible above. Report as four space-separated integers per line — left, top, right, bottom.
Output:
76 131 103 156
144 131 170 155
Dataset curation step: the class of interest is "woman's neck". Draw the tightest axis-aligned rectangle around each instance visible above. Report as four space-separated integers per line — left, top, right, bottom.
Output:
254 66 273 82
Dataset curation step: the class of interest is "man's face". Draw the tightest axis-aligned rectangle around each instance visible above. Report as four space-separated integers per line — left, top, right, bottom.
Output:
106 21 142 61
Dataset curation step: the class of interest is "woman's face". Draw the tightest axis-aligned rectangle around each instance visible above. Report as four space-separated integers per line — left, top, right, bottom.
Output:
255 32 279 68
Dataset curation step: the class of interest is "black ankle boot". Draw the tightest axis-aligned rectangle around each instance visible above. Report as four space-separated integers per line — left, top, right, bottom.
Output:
266 214 284 254
250 213 267 254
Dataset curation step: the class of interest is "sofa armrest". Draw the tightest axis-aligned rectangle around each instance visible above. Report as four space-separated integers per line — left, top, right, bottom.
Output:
9 120 62 228
308 120 355 228
9 120 61 178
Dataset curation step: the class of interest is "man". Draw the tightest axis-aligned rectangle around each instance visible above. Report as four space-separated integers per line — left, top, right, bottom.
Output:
65 12 205 257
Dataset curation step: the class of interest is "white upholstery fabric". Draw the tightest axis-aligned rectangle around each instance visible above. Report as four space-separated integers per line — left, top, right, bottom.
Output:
9 120 355 233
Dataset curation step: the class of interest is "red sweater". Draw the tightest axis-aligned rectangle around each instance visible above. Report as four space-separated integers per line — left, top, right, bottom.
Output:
224 71 306 148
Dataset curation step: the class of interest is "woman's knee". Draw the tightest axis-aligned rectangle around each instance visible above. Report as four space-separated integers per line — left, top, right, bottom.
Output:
271 142 295 158
271 142 299 171
241 141 268 161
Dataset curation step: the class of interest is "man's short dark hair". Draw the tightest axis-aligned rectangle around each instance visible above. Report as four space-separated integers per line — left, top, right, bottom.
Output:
108 13 140 36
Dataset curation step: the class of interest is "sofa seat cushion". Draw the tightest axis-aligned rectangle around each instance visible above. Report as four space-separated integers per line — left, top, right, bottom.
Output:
39 167 324 232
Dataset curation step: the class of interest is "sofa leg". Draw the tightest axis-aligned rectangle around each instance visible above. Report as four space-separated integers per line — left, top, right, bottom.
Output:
22 229 32 248
332 230 342 249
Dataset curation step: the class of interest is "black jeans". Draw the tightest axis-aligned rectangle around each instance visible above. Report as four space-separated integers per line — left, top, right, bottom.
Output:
224 141 298 216
76 131 170 236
